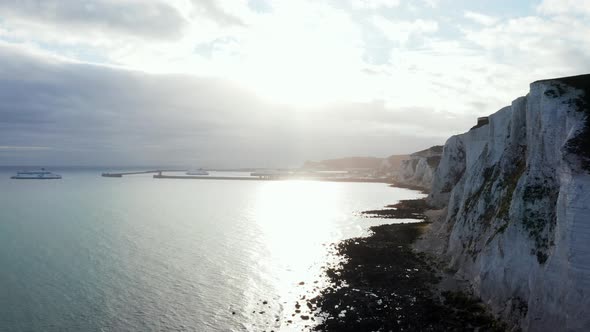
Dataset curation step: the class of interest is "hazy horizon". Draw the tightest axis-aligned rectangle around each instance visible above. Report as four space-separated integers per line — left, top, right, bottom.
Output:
1 0 589 167
0 153 406 170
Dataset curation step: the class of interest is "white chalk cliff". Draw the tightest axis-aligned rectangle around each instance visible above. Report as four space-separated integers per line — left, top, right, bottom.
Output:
416 74 590 331
396 146 443 190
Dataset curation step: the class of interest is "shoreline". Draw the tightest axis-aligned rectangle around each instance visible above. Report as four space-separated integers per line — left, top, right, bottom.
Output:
153 174 394 183
388 181 430 194
298 198 506 331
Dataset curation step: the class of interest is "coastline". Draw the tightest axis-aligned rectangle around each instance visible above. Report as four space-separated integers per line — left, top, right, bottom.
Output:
153 174 394 183
300 197 506 331
388 181 430 194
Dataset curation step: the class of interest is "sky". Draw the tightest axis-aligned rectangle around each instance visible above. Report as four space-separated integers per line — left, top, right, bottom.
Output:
0 0 589 167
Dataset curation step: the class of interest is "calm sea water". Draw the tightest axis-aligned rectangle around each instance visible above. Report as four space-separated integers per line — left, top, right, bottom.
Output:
0 169 423 331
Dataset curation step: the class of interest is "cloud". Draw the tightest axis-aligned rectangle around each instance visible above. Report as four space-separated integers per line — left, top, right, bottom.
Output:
464 11 498 26
371 17 439 45
463 15 590 76
0 0 188 40
350 0 401 10
537 0 590 16
421 0 440 8
0 44 450 167
190 0 246 27
0 146 52 150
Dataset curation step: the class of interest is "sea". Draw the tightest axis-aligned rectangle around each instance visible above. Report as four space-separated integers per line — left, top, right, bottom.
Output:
0 168 424 331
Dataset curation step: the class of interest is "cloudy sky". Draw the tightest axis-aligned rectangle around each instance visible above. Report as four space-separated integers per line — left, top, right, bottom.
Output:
0 0 589 167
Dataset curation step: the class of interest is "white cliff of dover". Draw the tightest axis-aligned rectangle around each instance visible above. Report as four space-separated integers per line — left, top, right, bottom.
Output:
414 74 590 331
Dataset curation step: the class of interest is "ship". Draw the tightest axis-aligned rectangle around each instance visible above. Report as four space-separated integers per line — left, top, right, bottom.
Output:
11 169 62 179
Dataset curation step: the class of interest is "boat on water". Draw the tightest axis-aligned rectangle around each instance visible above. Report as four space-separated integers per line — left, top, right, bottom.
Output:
186 169 209 176
11 169 62 180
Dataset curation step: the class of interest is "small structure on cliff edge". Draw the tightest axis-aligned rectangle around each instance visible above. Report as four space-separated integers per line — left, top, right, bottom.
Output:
471 116 489 130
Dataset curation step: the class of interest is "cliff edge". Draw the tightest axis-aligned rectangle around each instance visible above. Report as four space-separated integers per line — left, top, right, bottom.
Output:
416 74 590 331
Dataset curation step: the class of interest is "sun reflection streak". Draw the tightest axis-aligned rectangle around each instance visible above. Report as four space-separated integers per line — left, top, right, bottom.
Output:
250 180 350 329
254 181 342 261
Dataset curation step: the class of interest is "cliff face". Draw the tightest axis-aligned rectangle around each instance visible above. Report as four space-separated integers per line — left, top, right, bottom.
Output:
396 146 443 190
418 74 590 331
377 154 412 176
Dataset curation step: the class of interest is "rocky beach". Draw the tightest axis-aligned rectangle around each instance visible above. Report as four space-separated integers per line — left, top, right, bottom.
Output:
284 198 506 331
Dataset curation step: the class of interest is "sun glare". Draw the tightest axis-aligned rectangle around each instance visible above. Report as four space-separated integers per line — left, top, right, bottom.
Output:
252 181 342 269
251 180 347 326
253 181 342 257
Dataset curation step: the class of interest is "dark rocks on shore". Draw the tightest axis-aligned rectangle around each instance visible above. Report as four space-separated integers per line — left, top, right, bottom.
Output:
362 199 430 220
307 199 506 331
